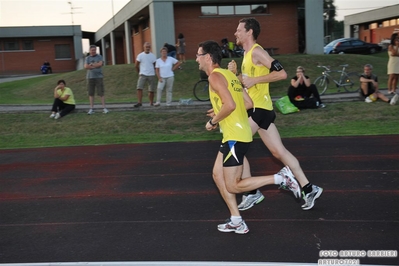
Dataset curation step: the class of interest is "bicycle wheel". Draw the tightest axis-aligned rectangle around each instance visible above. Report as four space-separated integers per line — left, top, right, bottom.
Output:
342 72 360 93
193 79 210 101
314 76 329 95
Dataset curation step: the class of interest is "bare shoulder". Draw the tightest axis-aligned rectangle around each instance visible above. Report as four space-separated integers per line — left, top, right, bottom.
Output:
252 45 273 67
208 71 227 91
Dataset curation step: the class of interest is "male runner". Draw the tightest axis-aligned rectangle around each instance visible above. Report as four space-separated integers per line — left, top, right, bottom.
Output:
228 18 323 211
197 40 300 234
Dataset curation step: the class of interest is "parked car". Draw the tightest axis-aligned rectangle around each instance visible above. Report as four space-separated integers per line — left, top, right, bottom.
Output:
324 38 382 54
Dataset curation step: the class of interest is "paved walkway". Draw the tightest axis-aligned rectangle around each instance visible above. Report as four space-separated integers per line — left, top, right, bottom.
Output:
0 91 370 114
2 74 390 114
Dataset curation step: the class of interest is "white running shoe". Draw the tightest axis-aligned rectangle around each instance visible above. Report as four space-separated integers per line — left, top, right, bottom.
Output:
217 219 249 234
49 113 56 118
54 113 61 120
103 108 109 114
238 190 265 211
390 94 399 105
277 166 301 199
302 185 323 210
87 109 95 115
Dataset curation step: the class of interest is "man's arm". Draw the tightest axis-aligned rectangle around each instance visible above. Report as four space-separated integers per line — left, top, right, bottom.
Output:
83 58 91 69
360 76 378 90
206 72 235 131
84 58 103 70
243 89 253 110
135 60 140 73
241 46 287 89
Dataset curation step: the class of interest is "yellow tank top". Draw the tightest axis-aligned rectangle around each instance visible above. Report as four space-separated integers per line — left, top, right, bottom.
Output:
209 68 252 143
241 43 273 110
57 87 76 105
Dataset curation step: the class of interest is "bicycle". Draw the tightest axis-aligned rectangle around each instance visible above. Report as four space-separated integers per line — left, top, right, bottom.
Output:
313 64 359 95
193 71 210 101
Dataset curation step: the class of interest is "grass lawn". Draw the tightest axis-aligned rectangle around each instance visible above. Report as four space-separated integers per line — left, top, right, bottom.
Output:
1 52 397 150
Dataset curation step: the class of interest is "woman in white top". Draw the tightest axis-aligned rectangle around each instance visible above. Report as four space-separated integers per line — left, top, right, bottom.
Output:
154 47 182 106
387 33 399 94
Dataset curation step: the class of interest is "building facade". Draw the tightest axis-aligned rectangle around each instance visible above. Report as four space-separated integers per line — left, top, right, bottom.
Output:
0 0 324 74
344 4 399 44
94 0 324 65
0 26 83 75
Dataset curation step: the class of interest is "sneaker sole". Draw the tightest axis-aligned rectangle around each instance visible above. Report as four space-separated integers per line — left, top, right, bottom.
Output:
217 228 249 234
302 187 323 210
238 195 265 211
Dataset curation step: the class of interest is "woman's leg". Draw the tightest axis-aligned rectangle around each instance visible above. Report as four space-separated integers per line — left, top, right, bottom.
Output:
165 76 174 105
388 74 395 93
59 104 75 117
156 80 165 104
51 98 64 113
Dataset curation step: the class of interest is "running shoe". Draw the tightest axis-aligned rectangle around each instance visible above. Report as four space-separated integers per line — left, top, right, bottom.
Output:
103 108 109 114
390 94 399 105
217 218 249 234
302 185 323 210
277 166 301 199
49 113 56 118
87 109 95 115
54 113 61 120
238 190 265 211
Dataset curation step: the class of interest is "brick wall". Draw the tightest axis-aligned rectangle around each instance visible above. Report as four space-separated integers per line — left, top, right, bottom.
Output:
132 24 152 62
359 25 398 44
173 2 298 60
0 37 77 75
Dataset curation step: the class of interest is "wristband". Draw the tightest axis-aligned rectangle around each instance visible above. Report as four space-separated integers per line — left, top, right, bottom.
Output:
209 118 217 126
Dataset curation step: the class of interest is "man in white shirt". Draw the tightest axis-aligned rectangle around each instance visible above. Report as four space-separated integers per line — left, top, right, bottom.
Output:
134 42 157 107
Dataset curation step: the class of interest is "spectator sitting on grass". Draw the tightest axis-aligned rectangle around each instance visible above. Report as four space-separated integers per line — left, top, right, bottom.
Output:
49 79 76 120
360 64 398 105
287 66 325 109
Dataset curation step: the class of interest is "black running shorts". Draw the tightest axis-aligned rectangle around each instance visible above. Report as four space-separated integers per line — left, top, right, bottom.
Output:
219 141 250 167
247 108 276 130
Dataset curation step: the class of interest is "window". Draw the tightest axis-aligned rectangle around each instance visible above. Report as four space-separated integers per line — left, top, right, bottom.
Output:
55 44 71 59
252 4 268 14
142 19 149 30
351 40 364 47
201 4 269 16
201 6 217 15
133 25 139 35
235 5 250 15
4 40 19 51
218 6 234 15
337 41 350 47
22 40 34 50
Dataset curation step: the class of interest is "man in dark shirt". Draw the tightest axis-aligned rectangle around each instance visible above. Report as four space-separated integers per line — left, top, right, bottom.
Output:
360 64 398 105
163 43 176 58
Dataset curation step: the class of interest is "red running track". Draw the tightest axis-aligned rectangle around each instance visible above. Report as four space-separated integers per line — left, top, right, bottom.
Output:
0 136 398 265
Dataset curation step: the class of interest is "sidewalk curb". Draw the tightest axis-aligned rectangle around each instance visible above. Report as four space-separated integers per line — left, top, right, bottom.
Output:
0 90 388 114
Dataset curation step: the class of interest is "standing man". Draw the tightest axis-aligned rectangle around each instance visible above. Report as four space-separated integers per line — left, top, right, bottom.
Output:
84 45 108 114
134 42 157 107
228 17 323 211
197 40 300 234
